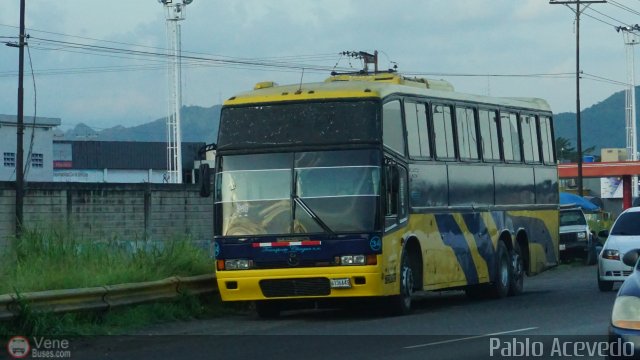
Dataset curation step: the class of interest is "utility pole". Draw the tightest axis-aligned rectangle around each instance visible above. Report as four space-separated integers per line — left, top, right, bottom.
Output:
15 0 26 238
158 0 193 184
617 25 640 199
550 0 607 197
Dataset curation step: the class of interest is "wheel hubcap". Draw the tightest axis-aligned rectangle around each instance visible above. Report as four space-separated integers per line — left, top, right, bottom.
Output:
402 265 414 306
500 257 509 287
513 253 523 282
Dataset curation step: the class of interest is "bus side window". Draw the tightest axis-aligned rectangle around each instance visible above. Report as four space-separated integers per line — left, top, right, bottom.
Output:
385 161 408 230
383 100 406 156
500 111 522 162
539 116 555 164
432 104 456 160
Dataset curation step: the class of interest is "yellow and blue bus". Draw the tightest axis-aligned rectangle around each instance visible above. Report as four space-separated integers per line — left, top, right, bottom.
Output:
209 71 559 317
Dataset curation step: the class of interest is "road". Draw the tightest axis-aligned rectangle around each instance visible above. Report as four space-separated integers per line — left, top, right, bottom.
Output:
73 264 621 359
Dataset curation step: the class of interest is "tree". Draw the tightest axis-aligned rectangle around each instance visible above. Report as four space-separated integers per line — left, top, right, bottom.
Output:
555 137 596 162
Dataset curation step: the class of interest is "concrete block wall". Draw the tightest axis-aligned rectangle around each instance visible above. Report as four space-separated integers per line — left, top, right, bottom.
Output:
0 182 214 249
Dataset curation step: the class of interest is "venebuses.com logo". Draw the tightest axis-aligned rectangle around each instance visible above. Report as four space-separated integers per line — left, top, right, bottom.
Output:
5 336 72 359
6 336 30 359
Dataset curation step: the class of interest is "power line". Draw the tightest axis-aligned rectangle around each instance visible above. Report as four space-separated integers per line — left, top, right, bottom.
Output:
0 23 339 65
608 0 640 16
585 6 627 25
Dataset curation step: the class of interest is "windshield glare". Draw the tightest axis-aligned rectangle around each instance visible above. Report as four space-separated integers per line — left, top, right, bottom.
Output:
216 150 381 236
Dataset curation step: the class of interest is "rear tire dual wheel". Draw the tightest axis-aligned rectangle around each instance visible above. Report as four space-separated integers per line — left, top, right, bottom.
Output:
509 241 525 296
465 241 515 300
490 241 512 299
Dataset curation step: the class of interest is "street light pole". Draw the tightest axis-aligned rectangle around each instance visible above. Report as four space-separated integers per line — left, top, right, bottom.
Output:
550 0 607 197
158 0 193 184
617 25 640 199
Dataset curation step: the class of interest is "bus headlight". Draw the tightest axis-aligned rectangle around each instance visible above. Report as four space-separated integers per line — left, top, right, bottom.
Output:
612 296 640 330
340 255 366 265
224 259 253 270
337 255 376 266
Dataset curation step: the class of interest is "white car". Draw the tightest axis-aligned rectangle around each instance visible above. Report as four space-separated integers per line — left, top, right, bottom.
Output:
598 207 640 292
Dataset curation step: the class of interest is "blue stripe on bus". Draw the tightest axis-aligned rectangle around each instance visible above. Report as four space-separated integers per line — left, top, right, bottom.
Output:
435 214 479 285
461 213 496 281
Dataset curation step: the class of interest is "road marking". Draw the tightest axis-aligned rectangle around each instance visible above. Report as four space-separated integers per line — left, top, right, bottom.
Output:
403 327 539 349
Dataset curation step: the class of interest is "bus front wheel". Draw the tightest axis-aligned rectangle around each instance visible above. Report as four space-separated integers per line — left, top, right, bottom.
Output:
388 252 414 315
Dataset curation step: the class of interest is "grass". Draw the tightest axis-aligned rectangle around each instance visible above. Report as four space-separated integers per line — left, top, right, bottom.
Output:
0 227 214 294
0 227 235 336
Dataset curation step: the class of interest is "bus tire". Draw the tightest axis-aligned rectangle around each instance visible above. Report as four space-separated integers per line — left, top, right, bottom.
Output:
255 300 281 318
388 251 414 315
509 241 525 296
490 241 511 299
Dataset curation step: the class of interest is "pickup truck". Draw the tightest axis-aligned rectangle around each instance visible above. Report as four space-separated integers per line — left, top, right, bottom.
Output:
559 206 599 265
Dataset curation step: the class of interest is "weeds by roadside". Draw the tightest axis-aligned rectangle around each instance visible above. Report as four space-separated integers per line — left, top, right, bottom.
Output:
0 226 226 336
0 227 213 294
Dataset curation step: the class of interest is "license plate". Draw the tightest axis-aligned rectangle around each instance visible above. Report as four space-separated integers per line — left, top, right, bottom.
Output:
559 244 566 251
330 278 352 289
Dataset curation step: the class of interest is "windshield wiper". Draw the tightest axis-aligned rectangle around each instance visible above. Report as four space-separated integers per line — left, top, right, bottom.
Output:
292 171 335 236
293 196 336 237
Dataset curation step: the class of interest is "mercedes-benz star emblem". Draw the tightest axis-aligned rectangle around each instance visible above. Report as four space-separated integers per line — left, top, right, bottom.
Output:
287 252 300 266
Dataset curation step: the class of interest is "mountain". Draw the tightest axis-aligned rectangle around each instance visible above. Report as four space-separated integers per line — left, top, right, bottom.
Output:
553 88 631 157
61 105 221 143
61 90 631 156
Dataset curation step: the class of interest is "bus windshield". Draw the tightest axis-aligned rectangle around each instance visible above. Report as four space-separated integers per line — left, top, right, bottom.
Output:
217 101 380 150
216 150 381 236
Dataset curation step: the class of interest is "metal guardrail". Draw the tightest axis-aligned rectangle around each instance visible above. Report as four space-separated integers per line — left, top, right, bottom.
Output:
0 274 217 321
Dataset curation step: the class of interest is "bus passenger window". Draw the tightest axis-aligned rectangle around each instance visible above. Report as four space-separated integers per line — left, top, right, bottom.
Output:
383 101 406 156
539 116 555 164
405 102 431 158
479 109 500 161
500 112 521 162
521 114 541 163
432 104 455 160
456 107 479 160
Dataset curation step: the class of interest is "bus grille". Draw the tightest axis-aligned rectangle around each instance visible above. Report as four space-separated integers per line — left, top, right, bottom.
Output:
259 278 331 298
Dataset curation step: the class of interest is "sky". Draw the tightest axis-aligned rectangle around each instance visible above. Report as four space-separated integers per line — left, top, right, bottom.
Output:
0 0 639 131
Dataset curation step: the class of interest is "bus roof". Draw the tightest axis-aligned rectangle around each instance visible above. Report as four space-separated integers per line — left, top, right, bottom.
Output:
223 72 552 113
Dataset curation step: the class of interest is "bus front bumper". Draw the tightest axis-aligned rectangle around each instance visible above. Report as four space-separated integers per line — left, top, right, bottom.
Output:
215 265 388 302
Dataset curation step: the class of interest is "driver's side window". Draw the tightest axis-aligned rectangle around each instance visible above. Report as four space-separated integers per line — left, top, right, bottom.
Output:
385 158 408 231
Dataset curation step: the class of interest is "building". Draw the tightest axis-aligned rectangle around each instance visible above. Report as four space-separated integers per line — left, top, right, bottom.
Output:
53 141 205 183
0 114 61 182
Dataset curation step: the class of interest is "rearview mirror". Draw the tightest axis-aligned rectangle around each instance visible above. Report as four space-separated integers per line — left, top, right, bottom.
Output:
598 229 609 239
622 249 640 268
199 163 211 197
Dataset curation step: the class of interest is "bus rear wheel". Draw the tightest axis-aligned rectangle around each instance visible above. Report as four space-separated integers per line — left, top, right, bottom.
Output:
509 241 524 296
490 241 511 299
